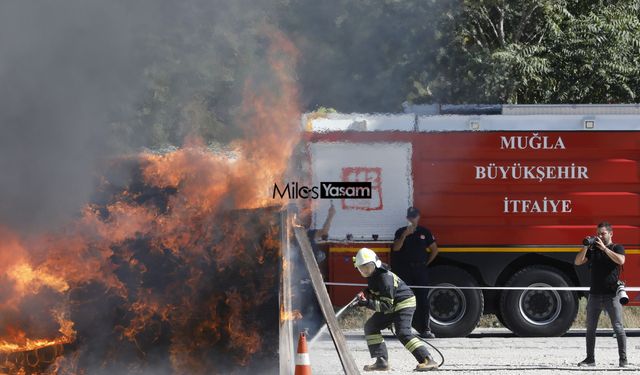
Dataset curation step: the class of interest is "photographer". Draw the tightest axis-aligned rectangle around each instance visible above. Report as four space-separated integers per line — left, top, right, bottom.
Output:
574 221 627 368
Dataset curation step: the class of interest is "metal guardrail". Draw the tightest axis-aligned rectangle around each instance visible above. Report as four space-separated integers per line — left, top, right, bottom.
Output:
325 281 640 292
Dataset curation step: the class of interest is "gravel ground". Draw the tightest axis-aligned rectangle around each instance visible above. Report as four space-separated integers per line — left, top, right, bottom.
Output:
306 328 640 374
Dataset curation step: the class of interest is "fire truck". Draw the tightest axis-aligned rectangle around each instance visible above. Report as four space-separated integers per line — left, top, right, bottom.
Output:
301 104 640 338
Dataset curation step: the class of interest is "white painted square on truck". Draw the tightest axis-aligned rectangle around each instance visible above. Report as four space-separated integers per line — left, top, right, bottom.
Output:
310 142 413 241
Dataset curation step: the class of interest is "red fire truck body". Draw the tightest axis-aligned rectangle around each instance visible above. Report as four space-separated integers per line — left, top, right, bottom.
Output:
302 105 640 337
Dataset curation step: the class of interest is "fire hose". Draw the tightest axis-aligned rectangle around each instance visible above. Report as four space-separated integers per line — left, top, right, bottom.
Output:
309 296 359 344
311 290 640 372
310 294 445 368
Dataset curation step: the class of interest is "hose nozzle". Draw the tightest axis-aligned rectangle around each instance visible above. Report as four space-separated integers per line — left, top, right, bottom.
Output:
348 295 359 307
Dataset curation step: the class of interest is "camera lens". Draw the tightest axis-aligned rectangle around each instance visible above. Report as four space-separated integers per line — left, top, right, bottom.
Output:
617 283 629 305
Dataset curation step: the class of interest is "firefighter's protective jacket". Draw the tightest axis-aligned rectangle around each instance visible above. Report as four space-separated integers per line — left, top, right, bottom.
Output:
364 265 416 313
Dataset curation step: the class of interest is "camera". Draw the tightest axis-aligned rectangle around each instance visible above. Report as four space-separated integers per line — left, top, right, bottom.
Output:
583 236 597 246
617 281 629 305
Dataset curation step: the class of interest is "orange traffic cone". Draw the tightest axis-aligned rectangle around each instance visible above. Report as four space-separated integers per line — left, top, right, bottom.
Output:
294 331 312 375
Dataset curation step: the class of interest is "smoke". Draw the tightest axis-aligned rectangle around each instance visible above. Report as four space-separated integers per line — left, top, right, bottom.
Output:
0 0 288 233
0 0 452 233
0 1 300 374
278 0 446 112
0 1 142 232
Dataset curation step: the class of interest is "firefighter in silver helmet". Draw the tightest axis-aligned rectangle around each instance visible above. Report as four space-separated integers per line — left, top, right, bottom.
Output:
353 247 439 371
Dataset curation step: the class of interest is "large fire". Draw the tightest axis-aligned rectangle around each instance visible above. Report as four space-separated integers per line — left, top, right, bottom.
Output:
0 27 300 375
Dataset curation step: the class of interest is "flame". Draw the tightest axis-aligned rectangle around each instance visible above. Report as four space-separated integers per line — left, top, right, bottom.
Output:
8 263 69 295
0 311 74 354
0 26 300 374
0 231 76 358
280 309 302 322
224 291 262 365
0 228 30 310
0 336 71 354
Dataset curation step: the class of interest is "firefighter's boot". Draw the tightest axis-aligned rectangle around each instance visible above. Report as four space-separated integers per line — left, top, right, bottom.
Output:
415 356 438 371
363 357 389 371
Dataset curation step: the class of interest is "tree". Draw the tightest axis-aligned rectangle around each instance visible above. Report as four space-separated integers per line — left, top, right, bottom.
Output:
544 1 640 102
411 0 640 104
278 0 447 112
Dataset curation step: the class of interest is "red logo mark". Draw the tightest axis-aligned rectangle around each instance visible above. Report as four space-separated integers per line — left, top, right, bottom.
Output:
341 167 383 211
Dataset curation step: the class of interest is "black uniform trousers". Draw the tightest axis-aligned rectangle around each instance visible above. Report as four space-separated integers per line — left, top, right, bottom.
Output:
394 263 431 332
364 307 430 362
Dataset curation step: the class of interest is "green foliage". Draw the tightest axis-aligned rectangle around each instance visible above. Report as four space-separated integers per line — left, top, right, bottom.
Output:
545 1 640 102
277 0 447 112
112 0 640 149
412 0 640 104
112 0 282 150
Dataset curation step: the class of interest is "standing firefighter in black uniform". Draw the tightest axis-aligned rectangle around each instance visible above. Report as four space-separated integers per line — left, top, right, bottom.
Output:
392 207 439 338
353 247 439 372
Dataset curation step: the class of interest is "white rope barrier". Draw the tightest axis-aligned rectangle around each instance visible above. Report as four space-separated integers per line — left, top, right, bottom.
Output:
324 281 640 292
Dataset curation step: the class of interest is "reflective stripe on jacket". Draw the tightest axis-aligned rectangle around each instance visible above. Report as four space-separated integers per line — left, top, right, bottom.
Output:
366 266 416 314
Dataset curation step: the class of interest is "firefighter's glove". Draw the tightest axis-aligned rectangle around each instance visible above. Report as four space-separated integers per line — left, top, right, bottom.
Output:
356 291 370 307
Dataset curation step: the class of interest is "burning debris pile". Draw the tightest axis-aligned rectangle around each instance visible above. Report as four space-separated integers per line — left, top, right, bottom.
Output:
0 28 301 375
1 154 283 375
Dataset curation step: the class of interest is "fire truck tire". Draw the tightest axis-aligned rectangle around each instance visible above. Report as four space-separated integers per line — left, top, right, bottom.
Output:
500 266 578 337
428 266 483 338
495 311 511 330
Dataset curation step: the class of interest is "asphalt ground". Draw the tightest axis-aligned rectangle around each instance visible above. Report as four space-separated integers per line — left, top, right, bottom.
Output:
307 328 640 374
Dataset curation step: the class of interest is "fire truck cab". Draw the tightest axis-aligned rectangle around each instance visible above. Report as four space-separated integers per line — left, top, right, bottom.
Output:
301 104 640 337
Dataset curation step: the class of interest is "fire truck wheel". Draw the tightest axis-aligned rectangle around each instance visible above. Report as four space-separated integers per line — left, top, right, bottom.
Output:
500 266 578 337
495 311 511 330
428 266 483 338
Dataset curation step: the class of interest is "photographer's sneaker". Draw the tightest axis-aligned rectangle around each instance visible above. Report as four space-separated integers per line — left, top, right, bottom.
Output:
577 358 595 367
620 358 628 368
